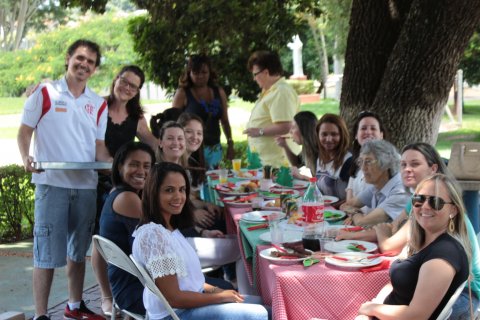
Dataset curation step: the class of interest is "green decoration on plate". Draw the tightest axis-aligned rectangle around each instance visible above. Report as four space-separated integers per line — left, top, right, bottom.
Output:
276 166 293 187
247 146 262 169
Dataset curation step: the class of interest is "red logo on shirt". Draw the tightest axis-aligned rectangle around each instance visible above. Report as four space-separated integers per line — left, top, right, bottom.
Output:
84 103 94 115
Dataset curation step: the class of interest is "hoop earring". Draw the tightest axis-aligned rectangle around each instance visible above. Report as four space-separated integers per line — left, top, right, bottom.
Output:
449 215 455 233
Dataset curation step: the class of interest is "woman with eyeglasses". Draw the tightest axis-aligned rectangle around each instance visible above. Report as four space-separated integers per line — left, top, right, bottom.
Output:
346 111 386 203
341 139 410 226
132 162 269 319
172 55 234 169
315 113 353 200
356 174 470 320
274 111 318 179
243 50 300 167
92 65 158 315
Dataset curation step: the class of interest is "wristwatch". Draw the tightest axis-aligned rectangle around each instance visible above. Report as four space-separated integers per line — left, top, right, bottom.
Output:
258 128 264 136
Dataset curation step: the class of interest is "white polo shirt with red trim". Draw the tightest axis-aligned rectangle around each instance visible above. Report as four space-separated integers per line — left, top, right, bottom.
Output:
21 77 108 189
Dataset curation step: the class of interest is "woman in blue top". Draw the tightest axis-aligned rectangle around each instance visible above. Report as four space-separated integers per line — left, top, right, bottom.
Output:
172 55 234 168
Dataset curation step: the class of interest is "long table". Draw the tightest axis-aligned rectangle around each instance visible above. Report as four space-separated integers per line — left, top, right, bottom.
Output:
225 204 391 320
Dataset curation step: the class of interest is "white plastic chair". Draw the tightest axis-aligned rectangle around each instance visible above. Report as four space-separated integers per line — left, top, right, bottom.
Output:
92 235 179 320
129 254 180 320
435 280 467 320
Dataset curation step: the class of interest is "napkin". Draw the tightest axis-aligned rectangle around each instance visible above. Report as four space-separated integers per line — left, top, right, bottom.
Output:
247 223 269 231
360 259 391 273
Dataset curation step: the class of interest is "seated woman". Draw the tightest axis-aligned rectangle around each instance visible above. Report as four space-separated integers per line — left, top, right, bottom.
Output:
315 113 352 200
132 162 269 319
275 111 318 180
356 173 470 320
341 142 480 320
346 111 386 204
99 141 156 314
341 140 410 226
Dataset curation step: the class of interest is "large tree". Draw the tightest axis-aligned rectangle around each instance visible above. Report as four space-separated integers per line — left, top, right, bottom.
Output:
340 0 480 148
0 0 40 51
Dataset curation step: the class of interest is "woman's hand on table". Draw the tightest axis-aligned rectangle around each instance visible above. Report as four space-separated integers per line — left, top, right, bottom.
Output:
335 229 356 241
205 203 224 220
202 229 225 238
194 209 215 228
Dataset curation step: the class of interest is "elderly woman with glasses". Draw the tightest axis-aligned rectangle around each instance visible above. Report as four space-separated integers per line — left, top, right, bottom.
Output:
356 173 470 320
243 50 300 167
341 139 410 226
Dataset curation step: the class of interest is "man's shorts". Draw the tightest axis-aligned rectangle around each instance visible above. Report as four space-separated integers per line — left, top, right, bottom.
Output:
33 184 96 268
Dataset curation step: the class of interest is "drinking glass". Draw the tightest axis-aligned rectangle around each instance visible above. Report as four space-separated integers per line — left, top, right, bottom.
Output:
232 159 242 171
219 169 228 184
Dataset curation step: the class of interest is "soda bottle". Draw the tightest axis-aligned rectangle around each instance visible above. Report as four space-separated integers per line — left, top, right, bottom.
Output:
302 177 325 224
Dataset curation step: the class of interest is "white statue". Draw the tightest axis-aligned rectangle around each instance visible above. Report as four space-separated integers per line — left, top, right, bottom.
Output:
287 35 306 79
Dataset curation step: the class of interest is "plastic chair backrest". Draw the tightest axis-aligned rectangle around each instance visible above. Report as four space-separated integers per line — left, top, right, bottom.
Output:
130 254 180 320
435 280 467 320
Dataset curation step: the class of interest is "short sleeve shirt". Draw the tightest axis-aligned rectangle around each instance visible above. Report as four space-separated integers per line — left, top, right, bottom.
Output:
247 77 300 167
357 173 410 220
21 77 107 189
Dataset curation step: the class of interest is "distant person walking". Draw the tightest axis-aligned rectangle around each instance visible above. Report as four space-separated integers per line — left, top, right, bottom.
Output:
17 39 111 320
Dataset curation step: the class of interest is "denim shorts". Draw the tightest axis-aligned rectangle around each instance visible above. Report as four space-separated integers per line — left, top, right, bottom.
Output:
33 184 96 268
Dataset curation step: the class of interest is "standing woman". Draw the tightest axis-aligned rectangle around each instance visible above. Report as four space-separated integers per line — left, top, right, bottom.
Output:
315 113 352 200
346 111 386 201
132 162 269 319
172 55 234 169
244 50 300 167
93 65 158 315
275 111 318 180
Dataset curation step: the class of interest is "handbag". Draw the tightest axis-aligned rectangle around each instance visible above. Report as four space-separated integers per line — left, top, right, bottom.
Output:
448 142 480 180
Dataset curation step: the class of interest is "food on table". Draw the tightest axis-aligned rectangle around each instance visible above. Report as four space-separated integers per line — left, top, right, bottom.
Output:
287 212 302 224
270 245 310 259
265 201 279 208
324 211 343 219
282 242 310 255
239 181 259 193
347 242 367 252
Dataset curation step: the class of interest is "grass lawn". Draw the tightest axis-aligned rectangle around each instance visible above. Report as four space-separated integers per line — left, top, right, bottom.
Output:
1 97 479 159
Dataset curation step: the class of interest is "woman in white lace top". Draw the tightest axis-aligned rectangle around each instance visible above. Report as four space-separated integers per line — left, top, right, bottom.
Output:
132 162 269 319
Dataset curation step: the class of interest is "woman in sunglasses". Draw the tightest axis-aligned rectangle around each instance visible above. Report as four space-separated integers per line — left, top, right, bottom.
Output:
341 139 410 226
356 173 471 319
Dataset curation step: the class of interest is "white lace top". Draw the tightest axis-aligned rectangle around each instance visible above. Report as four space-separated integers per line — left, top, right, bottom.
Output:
132 222 205 319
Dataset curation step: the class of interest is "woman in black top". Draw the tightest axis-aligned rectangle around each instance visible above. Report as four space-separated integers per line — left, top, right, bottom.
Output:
172 55 234 169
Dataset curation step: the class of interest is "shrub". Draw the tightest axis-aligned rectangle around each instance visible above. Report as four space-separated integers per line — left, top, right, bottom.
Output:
220 140 249 169
285 79 315 95
0 165 35 243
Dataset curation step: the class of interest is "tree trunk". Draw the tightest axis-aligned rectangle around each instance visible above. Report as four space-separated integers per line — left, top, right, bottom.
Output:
340 0 480 149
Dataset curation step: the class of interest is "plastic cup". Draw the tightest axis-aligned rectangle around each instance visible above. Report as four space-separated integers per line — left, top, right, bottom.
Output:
219 169 228 184
232 159 242 171
268 217 283 245
251 197 263 210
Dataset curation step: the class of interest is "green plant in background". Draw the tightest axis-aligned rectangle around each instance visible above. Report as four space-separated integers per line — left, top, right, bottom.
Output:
285 80 315 95
0 165 35 243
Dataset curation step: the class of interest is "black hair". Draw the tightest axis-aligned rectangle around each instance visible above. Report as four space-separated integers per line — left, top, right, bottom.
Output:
111 141 155 187
65 39 101 70
150 108 184 139
107 65 145 120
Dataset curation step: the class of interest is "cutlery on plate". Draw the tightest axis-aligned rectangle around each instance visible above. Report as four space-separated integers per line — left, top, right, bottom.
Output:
247 223 269 231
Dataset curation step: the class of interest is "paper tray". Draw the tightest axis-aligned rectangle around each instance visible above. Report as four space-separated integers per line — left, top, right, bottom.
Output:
34 162 112 170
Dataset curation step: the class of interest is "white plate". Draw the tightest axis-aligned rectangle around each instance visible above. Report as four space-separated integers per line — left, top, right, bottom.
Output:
234 169 262 180
259 200 282 211
274 179 309 190
323 209 346 222
323 196 339 205
240 211 286 223
215 182 258 197
259 230 303 243
324 240 378 253
325 252 382 268
259 247 312 265
278 219 330 232
221 196 252 208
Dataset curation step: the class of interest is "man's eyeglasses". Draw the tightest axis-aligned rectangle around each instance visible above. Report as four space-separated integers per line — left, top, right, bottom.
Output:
355 159 378 167
412 194 454 211
118 77 140 92
252 69 265 78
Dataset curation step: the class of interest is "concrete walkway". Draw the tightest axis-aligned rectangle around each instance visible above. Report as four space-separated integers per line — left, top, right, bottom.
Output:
0 240 99 319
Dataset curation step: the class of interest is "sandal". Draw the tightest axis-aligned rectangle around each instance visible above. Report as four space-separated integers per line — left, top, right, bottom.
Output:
101 296 121 317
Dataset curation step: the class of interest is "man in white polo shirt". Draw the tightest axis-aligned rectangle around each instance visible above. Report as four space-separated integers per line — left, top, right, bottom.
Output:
17 39 112 320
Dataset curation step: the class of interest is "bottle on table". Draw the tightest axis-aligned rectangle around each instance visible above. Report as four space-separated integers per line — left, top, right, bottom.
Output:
302 177 325 251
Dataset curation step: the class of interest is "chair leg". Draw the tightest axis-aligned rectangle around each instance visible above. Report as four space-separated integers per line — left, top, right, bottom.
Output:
111 297 117 320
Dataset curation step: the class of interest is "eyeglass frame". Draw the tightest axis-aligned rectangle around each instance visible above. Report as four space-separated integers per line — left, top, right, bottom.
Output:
411 194 454 211
252 68 265 78
355 158 378 168
118 76 140 92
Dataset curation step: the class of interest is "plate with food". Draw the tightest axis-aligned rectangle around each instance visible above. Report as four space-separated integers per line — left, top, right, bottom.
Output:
215 180 259 197
274 179 309 190
324 240 377 253
234 169 262 180
323 196 339 205
260 188 300 200
221 195 254 208
240 210 285 223
325 252 382 269
259 247 312 265
206 169 233 180
259 230 303 243
260 199 282 211
323 209 346 222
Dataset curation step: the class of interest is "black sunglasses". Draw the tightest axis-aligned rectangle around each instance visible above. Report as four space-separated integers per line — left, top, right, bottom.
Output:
412 194 454 211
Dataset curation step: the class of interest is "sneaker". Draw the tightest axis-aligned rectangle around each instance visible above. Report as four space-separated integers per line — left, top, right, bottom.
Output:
35 316 51 320
64 300 105 320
